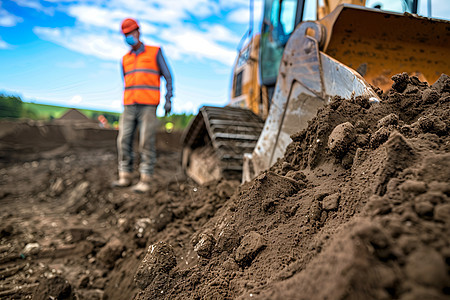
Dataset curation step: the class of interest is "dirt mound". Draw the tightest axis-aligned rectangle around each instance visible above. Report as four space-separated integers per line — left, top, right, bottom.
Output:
132 73 449 299
1 74 449 299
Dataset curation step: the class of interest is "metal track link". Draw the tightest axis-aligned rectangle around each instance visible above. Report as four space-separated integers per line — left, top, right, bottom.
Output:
182 106 264 179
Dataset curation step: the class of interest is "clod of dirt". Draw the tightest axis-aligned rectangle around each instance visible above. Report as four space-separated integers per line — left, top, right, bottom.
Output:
33 275 74 300
234 231 266 266
96 237 125 269
370 126 392 149
322 193 340 211
374 132 416 196
421 88 440 104
405 247 447 289
400 180 427 194
377 113 399 128
134 241 177 290
328 122 355 158
431 73 450 93
194 233 216 258
391 72 410 92
215 224 240 253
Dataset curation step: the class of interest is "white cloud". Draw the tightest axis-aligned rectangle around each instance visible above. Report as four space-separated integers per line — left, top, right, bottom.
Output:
160 24 237 66
0 6 23 27
0 36 11 49
33 26 128 60
227 8 250 24
14 0 54 15
69 94 82 104
67 5 128 31
27 0 256 67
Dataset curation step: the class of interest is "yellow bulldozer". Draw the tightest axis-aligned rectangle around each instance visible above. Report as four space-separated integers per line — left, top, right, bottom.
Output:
182 0 449 184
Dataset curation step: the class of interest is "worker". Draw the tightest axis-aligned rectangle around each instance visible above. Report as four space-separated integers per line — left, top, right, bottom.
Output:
112 18 173 193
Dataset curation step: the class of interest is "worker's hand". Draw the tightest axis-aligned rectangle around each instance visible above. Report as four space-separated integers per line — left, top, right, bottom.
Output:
164 99 172 115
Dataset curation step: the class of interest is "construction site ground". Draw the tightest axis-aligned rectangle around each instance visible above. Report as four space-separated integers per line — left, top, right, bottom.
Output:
0 73 449 299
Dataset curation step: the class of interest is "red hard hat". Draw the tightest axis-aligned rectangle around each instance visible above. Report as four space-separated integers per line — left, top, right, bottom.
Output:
121 18 139 34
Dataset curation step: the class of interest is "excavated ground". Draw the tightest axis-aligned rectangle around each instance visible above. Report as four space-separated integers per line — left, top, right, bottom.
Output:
0 73 449 299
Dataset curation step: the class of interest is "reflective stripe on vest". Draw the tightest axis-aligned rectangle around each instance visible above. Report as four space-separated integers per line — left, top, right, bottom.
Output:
122 46 161 105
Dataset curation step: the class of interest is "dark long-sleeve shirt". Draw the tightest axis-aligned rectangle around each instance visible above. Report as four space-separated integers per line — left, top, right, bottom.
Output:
122 43 173 100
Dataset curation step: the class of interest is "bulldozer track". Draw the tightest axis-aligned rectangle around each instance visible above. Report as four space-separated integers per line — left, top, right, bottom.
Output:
182 106 264 180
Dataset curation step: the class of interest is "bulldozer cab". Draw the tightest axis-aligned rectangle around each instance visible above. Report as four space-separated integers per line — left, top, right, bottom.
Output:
231 0 421 119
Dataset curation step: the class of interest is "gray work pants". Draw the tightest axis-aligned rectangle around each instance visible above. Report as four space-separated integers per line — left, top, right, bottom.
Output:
117 104 157 175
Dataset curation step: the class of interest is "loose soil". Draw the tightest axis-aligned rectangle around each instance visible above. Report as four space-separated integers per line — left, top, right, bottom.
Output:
1 73 449 299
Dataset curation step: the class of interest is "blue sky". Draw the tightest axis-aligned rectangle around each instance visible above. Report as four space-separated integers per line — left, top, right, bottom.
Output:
0 0 448 116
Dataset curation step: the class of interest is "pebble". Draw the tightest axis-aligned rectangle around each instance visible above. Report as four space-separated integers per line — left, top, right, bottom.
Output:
134 242 176 290
22 243 40 255
194 233 216 258
235 231 266 265
322 193 340 211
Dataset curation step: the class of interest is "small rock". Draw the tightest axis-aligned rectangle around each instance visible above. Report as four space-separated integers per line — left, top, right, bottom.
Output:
391 72 410 92
400 180 427 194
194 233 216 258
222 258 240 271
50 177 65 196
96 237 125 269
405 247 447 289
309 202 322 221
322 193 340 211
216 225 240 253
434 203 450 223
77 275 90 288
134 242 177 290
67 181 90 207
22 243 40 255
235 231 266 266
328 122 355 158
370 127 392 149
421 88 440 104
377 113 399 128
414 201 434 218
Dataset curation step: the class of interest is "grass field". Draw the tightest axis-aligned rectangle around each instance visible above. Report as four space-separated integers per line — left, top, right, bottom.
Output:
22 102 194 130
22 102 121 120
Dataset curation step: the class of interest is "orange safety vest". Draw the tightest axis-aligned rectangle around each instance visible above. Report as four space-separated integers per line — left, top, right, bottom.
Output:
122 46 161 105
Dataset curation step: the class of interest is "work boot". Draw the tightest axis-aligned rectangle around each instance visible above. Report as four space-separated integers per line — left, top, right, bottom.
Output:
111 172 132 188
132 173 152 193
